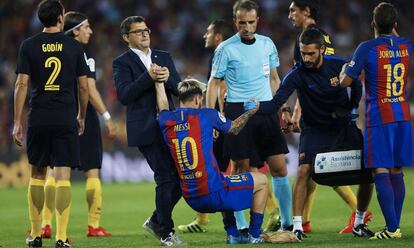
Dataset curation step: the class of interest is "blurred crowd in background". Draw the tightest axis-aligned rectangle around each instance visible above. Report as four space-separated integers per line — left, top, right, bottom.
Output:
1 0 414 165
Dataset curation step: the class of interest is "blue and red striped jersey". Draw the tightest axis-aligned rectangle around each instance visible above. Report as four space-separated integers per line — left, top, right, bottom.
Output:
345 36 412 127
158 108 231 198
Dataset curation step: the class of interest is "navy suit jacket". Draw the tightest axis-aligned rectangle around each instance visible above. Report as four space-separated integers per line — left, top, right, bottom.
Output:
113 49 180 147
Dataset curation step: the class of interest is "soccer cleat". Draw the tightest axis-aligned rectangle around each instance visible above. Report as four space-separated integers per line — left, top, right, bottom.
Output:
248 235 266 244
293 230 306 241
352 224 374 238
302 221 312 233
238 228 250 244
87 225 112 237
55 239 71 248
339 211 373 234
263 212 281 232
26 236 42 247
142 217 161 239
41 225 52 239
177 219 207 233
160 232 186 246
369 228 401 240
226 235 241 244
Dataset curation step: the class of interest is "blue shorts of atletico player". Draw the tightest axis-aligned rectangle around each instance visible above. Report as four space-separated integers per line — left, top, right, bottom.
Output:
365 121 413 168
184 173 254 213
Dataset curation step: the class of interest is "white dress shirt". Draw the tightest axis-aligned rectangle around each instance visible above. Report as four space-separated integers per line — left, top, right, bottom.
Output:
130 48 152 70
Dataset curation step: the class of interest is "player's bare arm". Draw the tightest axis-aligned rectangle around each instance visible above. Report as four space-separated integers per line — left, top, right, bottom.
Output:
269 67 280 96
155 81 169 112
228 101 259 135
217 79 227 114
206 77 221 108
87 77 117 138
339 63 353 87
12 73 29 146
78 75 89 135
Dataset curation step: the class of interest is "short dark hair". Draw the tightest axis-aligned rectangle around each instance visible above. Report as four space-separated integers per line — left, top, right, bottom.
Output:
120 16 146 34
64 11 87 37
178 79 206 103
37 0 64 27
233 0 259 17
211 19 234 40
373 2 397 35
299 27 325 48
292 0 320 22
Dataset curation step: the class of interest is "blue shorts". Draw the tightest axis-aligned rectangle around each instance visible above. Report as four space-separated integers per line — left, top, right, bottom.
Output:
365 121 413 168
184 173 254 213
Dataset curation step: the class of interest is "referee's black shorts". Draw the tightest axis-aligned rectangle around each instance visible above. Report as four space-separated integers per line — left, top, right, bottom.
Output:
27 125 80 168
223 102 289 162
79 115 102 171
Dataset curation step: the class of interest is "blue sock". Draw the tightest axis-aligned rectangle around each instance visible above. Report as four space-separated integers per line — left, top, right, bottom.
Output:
222 212 238 237
249 211 264 238
390 173 405 226
374 173 398 232
234 210 248 230
272 176 292 228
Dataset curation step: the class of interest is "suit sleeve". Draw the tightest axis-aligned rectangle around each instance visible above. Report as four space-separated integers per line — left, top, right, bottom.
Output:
112 57 154 105
164 53 180 97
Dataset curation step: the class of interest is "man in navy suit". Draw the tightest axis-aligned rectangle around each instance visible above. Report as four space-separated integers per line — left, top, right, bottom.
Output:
112 16 184 246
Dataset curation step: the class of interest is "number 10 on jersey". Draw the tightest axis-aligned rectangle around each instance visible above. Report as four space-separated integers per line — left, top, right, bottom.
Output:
172 137 198 171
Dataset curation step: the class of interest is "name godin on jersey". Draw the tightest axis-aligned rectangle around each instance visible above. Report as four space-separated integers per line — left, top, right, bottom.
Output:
42 42 63 91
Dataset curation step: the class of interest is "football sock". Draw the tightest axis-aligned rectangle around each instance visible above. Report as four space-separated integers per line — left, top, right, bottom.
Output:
354 210 365 227
249 211 264 238
196 212 209 225
390 173 405 225
222 212 238 237
42 176 56 226
272 176 292 228
86 178 102 228
374 173 398 232
55 180 71 241
333 185 357 211
265 190 279 214
234 210 248 229
28 178 45 237
302 186 316 223
293 216 303 231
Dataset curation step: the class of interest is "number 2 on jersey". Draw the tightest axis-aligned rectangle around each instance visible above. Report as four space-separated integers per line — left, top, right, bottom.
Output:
172 137 198 171
384 63 405 97
44 56 61 91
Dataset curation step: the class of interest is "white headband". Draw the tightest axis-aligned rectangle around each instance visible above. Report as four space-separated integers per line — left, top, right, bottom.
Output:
64 19 88 34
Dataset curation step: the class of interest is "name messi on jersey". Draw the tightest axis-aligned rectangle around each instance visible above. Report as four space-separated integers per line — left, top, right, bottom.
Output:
379 48 409 59
174 122 190 132
42 43 63 52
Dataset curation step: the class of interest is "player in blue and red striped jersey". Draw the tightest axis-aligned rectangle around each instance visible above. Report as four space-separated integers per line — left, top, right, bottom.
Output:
155 77 268 244
340 2 412 240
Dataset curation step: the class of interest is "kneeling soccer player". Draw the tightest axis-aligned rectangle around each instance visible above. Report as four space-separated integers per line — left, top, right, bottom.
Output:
156 77 267 244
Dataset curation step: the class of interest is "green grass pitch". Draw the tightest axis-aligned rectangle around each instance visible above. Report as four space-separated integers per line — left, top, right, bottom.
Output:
1 169 413 247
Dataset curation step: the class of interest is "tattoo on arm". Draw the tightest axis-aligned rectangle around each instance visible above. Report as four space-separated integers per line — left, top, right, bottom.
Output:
228 108 258 135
